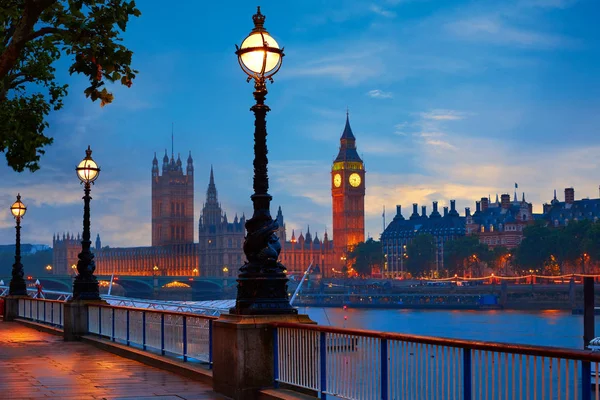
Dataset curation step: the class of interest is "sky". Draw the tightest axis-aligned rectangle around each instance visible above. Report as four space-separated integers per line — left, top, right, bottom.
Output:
1 0 599 248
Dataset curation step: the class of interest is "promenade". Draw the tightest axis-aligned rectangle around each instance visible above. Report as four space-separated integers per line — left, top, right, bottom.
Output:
0 321 223 400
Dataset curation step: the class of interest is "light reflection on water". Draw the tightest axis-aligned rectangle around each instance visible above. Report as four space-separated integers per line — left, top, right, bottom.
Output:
298 307 599 349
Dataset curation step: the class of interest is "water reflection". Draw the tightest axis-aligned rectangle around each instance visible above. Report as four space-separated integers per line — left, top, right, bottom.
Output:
298 307 599 349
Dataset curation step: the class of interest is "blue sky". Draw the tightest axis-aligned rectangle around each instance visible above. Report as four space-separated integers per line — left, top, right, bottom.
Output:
1 0 599 247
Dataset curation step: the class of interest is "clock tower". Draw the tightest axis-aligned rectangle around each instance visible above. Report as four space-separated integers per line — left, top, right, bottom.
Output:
331 113 365 264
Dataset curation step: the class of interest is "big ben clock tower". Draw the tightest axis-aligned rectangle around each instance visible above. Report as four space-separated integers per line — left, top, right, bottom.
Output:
332 113 365 265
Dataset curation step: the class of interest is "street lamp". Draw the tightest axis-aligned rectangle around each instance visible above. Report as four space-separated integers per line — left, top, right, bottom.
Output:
230 7 296 315
223 266 229 277
193 268 198 276
153 265 159 276
73 146 101 300
46 265 52 273
9 194 27 295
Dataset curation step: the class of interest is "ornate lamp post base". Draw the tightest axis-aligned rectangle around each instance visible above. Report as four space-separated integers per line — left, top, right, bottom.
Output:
72 275 100 301
230 272 297 315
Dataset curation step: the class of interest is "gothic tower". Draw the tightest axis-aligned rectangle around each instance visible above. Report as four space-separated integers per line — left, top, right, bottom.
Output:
151 147 194 246
331 113 365 262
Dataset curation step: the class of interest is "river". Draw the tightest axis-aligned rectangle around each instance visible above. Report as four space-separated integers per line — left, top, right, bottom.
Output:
298 307 599 349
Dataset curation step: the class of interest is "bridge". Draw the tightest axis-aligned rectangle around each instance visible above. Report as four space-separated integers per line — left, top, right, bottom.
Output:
0 274 238 300
3 293 600 399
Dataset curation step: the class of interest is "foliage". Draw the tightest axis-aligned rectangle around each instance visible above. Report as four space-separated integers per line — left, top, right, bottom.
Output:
0 249 52 277
444 236 489 276
405 234 436 276
347 238 383 277
514 220 600 274
0 0 141 172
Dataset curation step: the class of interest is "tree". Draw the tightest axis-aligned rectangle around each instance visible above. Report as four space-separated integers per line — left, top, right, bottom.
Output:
443 236 489 276
405 234 436 277
514 222 553 273
348 238 383 277
0 0 141 172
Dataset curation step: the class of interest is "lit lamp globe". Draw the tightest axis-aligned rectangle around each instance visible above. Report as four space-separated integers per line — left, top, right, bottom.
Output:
76 146 100 184
235 7 283 81
10 194 27 219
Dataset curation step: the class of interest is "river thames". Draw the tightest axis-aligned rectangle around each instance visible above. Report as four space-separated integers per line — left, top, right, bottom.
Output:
299 307 599 349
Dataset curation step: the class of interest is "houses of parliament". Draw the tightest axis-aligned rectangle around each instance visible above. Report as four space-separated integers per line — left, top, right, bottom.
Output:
52 115 366 279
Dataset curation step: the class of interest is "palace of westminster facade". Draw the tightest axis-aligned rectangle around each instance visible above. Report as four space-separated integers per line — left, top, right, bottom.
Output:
52 115 366 278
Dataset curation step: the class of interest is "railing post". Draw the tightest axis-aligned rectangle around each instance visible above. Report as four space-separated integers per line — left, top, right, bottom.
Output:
51 302 54 325
583 360 592 400
98 306 102 336
381 339 388 400
59 304 62 327
161 313 165 355
320 331 327 400
112 308 115 341
29 299 32 319
463 348 472 400
142 311 146 350
273 328 279 388
126 309 130 346
183 316 187 362
208 319 213 369
43 301 46 322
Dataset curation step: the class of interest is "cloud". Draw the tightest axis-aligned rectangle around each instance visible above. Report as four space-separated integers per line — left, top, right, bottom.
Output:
420 109 467 121
370 5 397 18
445 17 575 49
424 139 458 150
367 89 393 99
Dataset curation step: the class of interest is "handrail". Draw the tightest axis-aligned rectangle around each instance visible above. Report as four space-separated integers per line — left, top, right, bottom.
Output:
89 302 218 320
272 321 600 362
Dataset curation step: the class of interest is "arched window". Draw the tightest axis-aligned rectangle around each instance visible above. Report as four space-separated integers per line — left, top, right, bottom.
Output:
490 225 494 232
522 214 527 221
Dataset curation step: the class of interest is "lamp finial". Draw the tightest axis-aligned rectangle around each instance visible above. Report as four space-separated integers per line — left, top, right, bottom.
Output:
252 6 266 32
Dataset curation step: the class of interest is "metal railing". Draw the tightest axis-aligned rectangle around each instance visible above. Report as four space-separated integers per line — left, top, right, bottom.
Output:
87 304 215 366
17 298 64 328
273 322 600 400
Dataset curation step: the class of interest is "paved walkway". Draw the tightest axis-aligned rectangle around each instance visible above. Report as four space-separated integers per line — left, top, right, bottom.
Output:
0 321 225 400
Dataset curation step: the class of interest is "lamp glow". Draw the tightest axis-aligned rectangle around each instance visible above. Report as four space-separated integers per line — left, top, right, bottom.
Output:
10 194 26 218
76 146 100 184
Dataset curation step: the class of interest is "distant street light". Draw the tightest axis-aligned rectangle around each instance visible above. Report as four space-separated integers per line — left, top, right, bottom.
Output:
223 266 229 277
230 7 296 316
153 265 159 276
9 194 27 296
193 268 198 276
73 146 101 300
46 265 52 274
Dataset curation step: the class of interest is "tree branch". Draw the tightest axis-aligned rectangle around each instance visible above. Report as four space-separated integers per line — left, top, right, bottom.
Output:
27 27 68 41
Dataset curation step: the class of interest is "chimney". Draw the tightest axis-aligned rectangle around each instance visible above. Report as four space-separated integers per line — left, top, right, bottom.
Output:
430 201 441 218
410 203 419 220
394 205 405 221
443 206 449 217
421 205 427 218
465 207 471 217
450 200 456 212
475 201 481 213
565 187 575 204
501 194 511 209
543 203 551 214
528 203 533 215
481 197 489 212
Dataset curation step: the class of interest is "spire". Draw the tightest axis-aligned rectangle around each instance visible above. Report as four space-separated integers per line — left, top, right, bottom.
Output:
341 110 355 140
334 113 362 163
306 225 312 243
153 152 158 164
291 229 296 242
209 165 215 186
522 192 525 203
171 122 174 159
495 194 499 204
187 151 193 164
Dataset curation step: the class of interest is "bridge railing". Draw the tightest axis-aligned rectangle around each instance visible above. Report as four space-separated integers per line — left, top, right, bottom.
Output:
273 322 600 400
17 298 64 328
87 304 216 367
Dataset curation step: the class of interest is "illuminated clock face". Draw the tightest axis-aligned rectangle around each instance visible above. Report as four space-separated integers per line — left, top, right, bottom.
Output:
349 173 361 187
333 173 342 188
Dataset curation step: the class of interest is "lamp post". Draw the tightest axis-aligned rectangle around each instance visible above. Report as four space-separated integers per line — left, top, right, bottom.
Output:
230 7 295 315
72 146 101 300
46 265 53 274
9 194 27 295
223 266 229 277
